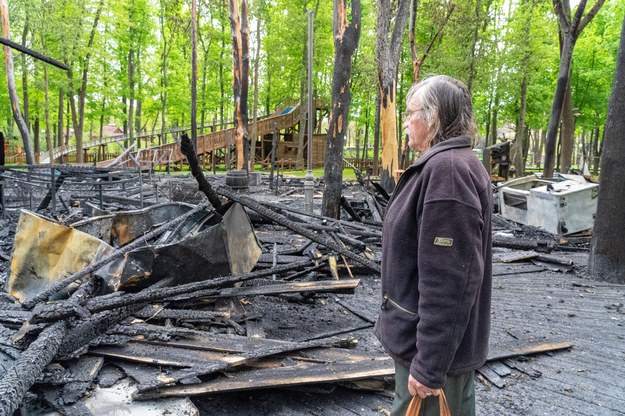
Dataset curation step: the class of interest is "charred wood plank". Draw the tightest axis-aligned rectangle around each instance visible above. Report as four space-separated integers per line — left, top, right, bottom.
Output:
133 305 229 321
477 365 505 388
365 193 383 222
97 335 357 393
167 279 360 302
23 201 211 308
180 132 222 210
133 351 394 399
31 259 316 323
487 341 573 362
0 321 67 416
217 186 380 273
40 356 104 406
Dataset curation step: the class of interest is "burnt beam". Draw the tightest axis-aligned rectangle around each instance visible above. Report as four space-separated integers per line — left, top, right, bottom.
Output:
217 186 381 273
180 132 222 210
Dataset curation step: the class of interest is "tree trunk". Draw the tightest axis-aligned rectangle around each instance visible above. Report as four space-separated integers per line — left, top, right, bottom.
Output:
43 64 53 162
229 0 250 170
589 14 625 283
128 50 135 149
544 0 605 177
1 0 34 164
160 0 170 146
190 0 198 149
69 0 103 163
199 26 211 135
33 117 40 155
467 0 483 93
376 0 410 193
296 4 308 170
559 79 574 172
219 0 226 128
373 89 380 175
362 104 370 166
135 49 142 136
322 0 361 219
591 126 601 174
57 87 64 148
21 17 30 134
513 73 528 177
251 18 260 171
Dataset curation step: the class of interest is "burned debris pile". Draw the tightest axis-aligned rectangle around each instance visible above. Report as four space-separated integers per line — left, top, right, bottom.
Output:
0 165 608 415
0 165 392 415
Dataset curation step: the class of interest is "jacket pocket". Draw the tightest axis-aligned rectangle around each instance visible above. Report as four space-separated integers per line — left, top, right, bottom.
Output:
376 293 420 360
382 294 417 316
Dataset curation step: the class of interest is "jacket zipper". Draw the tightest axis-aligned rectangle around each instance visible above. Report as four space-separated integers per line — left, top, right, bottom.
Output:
382 294 417 316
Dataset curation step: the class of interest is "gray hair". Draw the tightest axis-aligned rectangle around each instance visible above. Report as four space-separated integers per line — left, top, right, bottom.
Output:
406 75 477 149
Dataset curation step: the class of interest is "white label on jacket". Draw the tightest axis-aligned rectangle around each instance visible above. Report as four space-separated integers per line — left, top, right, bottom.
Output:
433 237 454 247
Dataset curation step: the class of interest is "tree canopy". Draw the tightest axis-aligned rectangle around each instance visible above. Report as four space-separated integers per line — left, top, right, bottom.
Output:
0 0 622 171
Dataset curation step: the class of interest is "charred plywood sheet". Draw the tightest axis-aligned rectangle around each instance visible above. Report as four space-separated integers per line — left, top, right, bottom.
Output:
7 210 114 302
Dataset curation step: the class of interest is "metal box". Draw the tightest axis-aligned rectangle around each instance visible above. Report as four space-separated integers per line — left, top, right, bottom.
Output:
498 174 599 236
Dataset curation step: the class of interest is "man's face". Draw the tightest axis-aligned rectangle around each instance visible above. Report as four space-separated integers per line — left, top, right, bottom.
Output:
403 102 430 152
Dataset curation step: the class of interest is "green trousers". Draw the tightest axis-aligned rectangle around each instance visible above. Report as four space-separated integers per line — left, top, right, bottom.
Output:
391 361 475 416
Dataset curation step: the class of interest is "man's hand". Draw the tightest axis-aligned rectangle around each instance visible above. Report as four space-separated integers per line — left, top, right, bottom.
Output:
408 374 441 399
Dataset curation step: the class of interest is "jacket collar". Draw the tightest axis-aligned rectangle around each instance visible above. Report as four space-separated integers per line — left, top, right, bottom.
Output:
388 136 473 205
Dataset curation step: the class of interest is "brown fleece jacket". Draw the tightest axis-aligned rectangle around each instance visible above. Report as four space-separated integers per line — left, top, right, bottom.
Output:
374 135 492 388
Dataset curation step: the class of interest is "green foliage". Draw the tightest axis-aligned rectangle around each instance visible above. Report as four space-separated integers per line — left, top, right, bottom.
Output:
0 0 621 160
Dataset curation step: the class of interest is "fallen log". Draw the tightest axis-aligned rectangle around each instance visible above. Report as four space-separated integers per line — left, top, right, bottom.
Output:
23 201 211 308
217 186 381 273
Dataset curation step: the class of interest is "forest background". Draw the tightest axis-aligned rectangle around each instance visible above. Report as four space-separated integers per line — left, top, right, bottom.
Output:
0 0 624 177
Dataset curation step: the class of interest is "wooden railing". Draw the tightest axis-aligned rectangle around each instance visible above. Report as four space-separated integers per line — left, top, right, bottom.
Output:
110 105 301 169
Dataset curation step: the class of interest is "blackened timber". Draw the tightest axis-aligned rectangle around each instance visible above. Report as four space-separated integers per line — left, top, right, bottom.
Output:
493 235 556 253
133 306 229 321
23 201 211 308
217 186 381 273
0 321 67 416
57 304 144 358
167 279 360 301
180 132 222 209
258 200 382 232
126 336 358 394
31 259 315 322
57 278 173 358
37 171 66 211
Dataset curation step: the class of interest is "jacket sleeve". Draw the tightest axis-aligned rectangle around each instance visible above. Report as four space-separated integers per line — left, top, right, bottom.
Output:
410 179 486 387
